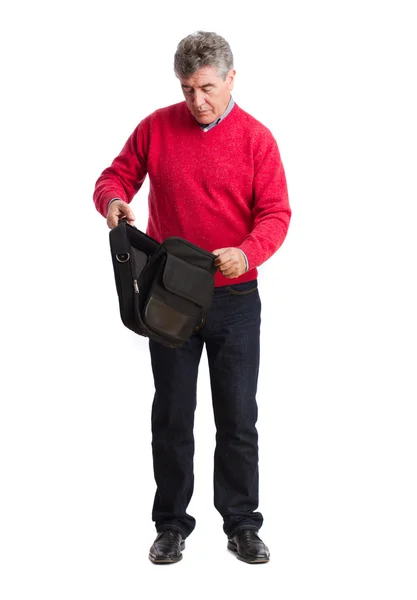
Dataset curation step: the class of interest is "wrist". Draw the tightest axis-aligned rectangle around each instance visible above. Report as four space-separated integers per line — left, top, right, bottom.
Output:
107 197 123 215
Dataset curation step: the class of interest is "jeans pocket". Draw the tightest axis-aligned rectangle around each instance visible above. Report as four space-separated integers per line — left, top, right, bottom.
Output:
225 280 258 295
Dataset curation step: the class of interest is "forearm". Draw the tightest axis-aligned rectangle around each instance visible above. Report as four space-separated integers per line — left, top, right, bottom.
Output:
238 143 291 270
93 119 150 217
238 207 291 270
93 171 133 218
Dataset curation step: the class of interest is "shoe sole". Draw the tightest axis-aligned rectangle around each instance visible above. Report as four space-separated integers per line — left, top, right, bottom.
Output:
227 540 270 564
149 541 185 564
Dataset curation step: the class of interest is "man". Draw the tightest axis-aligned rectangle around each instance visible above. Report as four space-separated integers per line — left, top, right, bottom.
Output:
93 31 291 564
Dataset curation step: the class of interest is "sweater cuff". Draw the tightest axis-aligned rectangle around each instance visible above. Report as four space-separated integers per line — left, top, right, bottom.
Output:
240 249 249 273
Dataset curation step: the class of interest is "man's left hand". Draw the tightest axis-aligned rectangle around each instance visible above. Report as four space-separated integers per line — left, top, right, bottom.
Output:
211 247 246 279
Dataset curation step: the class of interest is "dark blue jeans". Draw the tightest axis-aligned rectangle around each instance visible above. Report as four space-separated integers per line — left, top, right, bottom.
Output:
148 279 263 538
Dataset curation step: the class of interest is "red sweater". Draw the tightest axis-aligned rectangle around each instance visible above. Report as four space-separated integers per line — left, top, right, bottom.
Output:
94 101 291 287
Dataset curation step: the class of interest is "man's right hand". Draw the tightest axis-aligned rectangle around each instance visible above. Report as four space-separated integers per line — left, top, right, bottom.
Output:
107 200 136 230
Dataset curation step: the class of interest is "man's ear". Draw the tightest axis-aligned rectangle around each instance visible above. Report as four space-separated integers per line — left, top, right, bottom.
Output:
227 69 236 90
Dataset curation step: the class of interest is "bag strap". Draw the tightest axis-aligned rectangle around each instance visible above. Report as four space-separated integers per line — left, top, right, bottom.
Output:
110 218 132 261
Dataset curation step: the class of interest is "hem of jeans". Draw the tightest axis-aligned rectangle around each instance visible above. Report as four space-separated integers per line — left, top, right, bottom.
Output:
156 524 187 539
227 525 260 539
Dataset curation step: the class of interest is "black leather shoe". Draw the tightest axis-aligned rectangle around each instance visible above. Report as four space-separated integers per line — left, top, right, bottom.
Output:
227 529 270 563
149 530 185 564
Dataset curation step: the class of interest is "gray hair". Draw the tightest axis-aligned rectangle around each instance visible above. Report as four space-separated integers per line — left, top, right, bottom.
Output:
174 31 234 80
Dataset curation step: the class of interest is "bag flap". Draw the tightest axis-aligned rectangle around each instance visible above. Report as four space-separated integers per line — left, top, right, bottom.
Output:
161 237 218 274
162 253 214 308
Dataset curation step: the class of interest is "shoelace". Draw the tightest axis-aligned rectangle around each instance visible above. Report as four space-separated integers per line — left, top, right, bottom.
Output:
160 530 180 542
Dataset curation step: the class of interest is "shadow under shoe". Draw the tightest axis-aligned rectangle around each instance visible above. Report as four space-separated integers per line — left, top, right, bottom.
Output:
149 530 185 564
227 529 270 564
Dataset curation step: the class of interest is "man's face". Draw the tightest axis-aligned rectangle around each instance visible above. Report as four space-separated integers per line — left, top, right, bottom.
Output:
180 65 236 124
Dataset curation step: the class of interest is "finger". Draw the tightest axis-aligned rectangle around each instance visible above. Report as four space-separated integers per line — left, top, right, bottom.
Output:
107 213 119 229
218 256 235 267
215 253 233 266
117 208 135 225
212 248 229 262
125 209 136 223
222 265 237 277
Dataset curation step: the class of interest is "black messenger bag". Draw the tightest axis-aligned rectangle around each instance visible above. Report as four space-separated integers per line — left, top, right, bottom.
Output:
109 218 218 348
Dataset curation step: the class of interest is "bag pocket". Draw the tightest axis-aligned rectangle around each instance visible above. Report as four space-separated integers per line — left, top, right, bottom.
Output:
143 253 214 342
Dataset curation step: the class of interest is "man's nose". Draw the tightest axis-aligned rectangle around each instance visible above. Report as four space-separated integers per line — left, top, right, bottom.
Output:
193 90 206 107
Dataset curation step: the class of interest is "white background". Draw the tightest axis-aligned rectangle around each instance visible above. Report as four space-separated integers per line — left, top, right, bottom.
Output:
1 1 416 598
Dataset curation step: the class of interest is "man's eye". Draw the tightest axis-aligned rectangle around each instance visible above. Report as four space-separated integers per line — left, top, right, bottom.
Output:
183 88 193 95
